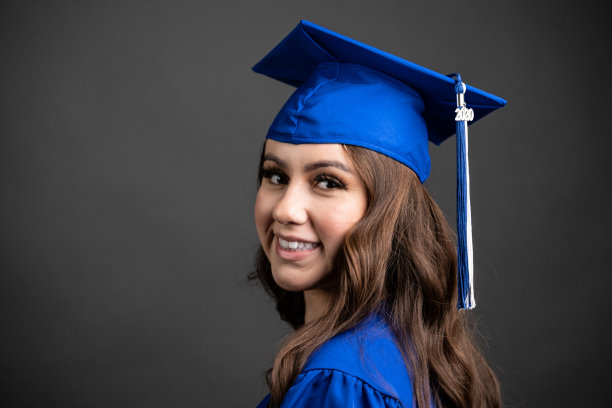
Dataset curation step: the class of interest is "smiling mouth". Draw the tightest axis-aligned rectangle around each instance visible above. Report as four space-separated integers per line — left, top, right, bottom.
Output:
278 237 320 251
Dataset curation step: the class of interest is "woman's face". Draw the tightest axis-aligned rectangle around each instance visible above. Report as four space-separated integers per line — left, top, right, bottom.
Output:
255 140 368 293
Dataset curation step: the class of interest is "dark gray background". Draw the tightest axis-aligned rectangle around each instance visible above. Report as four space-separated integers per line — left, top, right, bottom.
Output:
2 0 611 406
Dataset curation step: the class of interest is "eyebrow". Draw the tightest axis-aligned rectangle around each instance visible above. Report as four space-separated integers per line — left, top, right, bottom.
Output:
263 153 287 168
304 160 353 173
263 153 353 174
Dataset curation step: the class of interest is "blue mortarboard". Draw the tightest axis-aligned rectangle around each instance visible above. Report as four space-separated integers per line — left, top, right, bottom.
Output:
253 20 506 309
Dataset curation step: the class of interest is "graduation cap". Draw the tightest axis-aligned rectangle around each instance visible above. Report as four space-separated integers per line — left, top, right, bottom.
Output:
253 20 506 309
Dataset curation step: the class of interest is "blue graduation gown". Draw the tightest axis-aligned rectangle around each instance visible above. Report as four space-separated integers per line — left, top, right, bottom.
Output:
256 315 414 407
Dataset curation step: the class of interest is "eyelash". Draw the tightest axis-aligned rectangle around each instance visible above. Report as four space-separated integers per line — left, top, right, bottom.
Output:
261 167 347 190
261 167 288 185
314 173 347 190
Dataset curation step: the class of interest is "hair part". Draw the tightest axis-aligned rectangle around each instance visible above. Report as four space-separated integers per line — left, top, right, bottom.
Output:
250 143 501 407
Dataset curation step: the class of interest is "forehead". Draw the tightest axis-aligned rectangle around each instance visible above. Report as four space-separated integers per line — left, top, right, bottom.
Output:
264 140 351 165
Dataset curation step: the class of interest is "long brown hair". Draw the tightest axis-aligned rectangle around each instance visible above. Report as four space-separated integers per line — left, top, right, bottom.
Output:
250 143 502 407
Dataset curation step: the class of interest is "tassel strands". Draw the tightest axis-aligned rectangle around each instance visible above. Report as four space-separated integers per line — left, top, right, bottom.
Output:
452 74 475 310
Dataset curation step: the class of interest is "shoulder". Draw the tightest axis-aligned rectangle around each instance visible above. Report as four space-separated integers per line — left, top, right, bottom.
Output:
280 369 405 408
284 315 414 407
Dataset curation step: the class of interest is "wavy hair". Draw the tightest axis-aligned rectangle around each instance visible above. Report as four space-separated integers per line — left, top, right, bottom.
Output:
250 144 502 407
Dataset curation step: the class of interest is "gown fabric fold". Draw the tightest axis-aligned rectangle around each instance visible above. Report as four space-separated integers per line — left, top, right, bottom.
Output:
256 315 414 408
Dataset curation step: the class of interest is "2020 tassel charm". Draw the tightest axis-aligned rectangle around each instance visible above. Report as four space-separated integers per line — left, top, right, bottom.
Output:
453 74 475 310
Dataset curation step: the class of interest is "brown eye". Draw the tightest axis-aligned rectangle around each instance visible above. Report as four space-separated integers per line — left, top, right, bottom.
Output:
315 175 346 190
262 168 288 185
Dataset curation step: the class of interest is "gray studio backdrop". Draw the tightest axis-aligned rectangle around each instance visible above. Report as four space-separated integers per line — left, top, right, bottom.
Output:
2 0 611 407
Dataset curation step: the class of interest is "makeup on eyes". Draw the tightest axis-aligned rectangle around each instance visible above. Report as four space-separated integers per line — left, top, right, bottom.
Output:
261 166 286 182
261 164 348 190
314 173 346 190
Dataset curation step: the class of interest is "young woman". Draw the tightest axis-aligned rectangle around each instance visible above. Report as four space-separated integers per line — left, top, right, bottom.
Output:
251 20 506 408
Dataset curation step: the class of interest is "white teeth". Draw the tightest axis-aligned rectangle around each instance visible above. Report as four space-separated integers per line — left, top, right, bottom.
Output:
279 237 317 251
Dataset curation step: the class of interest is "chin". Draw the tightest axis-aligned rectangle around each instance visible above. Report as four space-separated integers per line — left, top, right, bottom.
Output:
270 263 335 293
271 267 324 292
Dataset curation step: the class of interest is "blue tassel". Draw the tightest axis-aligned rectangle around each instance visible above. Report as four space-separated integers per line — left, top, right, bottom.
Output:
453 74 475 310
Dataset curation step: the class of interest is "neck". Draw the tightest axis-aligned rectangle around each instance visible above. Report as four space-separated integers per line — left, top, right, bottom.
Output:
303 288 331 324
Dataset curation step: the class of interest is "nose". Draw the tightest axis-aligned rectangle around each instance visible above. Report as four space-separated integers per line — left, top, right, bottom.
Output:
272 184 308 225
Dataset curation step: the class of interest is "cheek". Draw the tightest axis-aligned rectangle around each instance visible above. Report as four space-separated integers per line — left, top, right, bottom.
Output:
317 202 366 251
254 190 273 244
